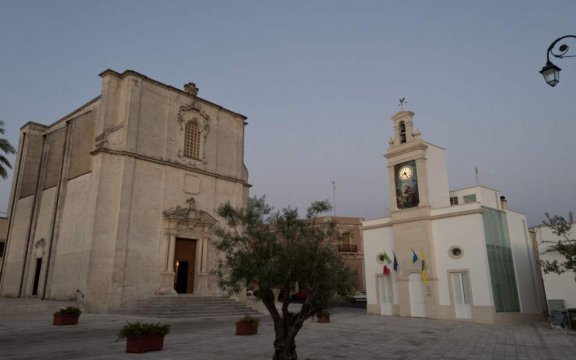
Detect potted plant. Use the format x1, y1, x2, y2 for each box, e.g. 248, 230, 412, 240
118, 322, 171, 353
53, 306, 81, 326
317, 309, 330, 323
235, 314, 260, 335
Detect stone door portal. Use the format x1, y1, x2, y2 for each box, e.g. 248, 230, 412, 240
174, 238, 197, 294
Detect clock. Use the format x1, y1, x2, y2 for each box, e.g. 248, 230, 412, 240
398, 165, 413, 181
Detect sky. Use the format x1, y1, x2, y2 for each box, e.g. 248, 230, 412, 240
1, 0, 575, 226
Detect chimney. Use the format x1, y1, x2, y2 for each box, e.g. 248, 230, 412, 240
500, 196, 508, 210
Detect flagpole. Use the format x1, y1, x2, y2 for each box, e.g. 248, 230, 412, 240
332, 180, 336, 216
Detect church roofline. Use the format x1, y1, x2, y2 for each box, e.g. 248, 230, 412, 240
20, 96, 101, 131
424, 141, 445, 151
99, 69, 248, 121
449, 184, 500, 193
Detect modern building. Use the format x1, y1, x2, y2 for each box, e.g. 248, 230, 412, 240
0, 70, 250, 313
531, 224, 576, 311
362, 110, 546, 324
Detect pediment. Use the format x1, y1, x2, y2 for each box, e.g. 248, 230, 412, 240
163, 198, 217, 227
163, 207, 217, 225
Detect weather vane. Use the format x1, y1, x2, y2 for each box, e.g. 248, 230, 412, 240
399, 97, 407, 110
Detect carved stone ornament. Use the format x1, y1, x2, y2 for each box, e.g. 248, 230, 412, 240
163, 197, 217, 231
33, 238, 46, 257
176, 104, 210, 165
184, 82, 199, 96
177, 104, 210, 132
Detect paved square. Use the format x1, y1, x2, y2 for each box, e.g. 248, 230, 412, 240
0, 299, 575, 359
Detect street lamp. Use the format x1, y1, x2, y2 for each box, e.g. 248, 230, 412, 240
540, 35, 576, 87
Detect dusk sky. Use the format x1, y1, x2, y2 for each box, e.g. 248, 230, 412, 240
1, 0, 575, 226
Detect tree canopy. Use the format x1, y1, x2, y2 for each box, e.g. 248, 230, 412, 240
540, 212, 575, 280
0, 120, 16, 179
213, 196, 355, 360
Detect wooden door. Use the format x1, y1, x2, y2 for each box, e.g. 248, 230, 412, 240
174, 238, 197, 294
409, 273, 426, 317
451, 271, 472, 319
378, 275, 394, 315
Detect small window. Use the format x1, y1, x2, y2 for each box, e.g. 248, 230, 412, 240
450, 196, 459, 205
449, 246, 463, 259
399, 121, 407, 143
183, 121, 201, 159
463, 194, 477, 204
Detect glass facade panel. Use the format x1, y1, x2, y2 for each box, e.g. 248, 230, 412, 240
483, 207, 520, 312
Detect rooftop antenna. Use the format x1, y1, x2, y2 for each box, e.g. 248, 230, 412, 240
332, 180, 336, 216
399, 97, 407, 110
475, 167, 479, 185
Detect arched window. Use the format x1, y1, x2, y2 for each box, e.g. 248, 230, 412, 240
184, 120, 201, 159
399, 121, 406, 143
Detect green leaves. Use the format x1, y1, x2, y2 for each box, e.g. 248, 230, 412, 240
541, 212, 576, 279
117, 322, 170, 339
0, 120, 15, 179
213, 195, 355, 309
53, 306, 81, 316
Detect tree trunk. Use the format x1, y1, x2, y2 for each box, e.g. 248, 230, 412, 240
272, 333, 298, 360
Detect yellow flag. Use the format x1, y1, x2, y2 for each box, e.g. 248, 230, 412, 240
421, 250, 428, 285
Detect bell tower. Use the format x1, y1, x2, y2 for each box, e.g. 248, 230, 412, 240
384, 110, 442, 318
385, 111, 432, 215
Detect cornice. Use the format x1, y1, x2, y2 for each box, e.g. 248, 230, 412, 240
91, 147, 251, 187
384, 141, 428, 159
99, 69, 247, 122
362, 208, 484, 230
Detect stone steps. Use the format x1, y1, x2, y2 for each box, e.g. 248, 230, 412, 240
122, 295, 260, 318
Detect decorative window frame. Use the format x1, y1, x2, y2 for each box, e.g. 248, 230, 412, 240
177, 104, 210, 167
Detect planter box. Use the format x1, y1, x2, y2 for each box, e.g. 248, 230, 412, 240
317, 314, 330, 323
126, 335, 165, 353
235, 322, 258, 336
53, 314, 79, 326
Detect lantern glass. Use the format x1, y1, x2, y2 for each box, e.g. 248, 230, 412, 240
540, 62, 561, 87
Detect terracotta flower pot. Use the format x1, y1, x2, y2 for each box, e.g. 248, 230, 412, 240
53, 314, 79, 326
235, 322, 258, 335
126, 335, 165, 353
317, 313, 330, 323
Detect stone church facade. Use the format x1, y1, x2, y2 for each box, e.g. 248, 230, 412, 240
0, 69, 249, 312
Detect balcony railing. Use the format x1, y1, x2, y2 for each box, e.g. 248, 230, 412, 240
338, 244, 358, 253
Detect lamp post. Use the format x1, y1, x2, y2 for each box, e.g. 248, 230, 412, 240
540, 35, 576, 87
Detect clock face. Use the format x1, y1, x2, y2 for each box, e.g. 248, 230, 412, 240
394, 160, 419, 209
398, 165, 413, 181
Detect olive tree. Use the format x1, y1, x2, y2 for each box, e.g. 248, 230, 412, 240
213, 196, 355, 360
540, 212, 576, 279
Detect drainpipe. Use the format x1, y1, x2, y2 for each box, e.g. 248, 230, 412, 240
42, 122, 70, 300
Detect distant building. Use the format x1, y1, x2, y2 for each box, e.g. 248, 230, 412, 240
319, 216, 365, 291
362, 110, 546, 324
0, 70, 249, 312
531, 224, 576, 311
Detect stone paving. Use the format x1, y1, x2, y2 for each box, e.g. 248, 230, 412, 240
0, 298, 575, 359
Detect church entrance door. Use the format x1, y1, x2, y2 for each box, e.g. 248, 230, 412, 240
378, 275, 394, 315
451, 271, 472, 319
408, 273, 426, 317
174, 238, 197, 294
